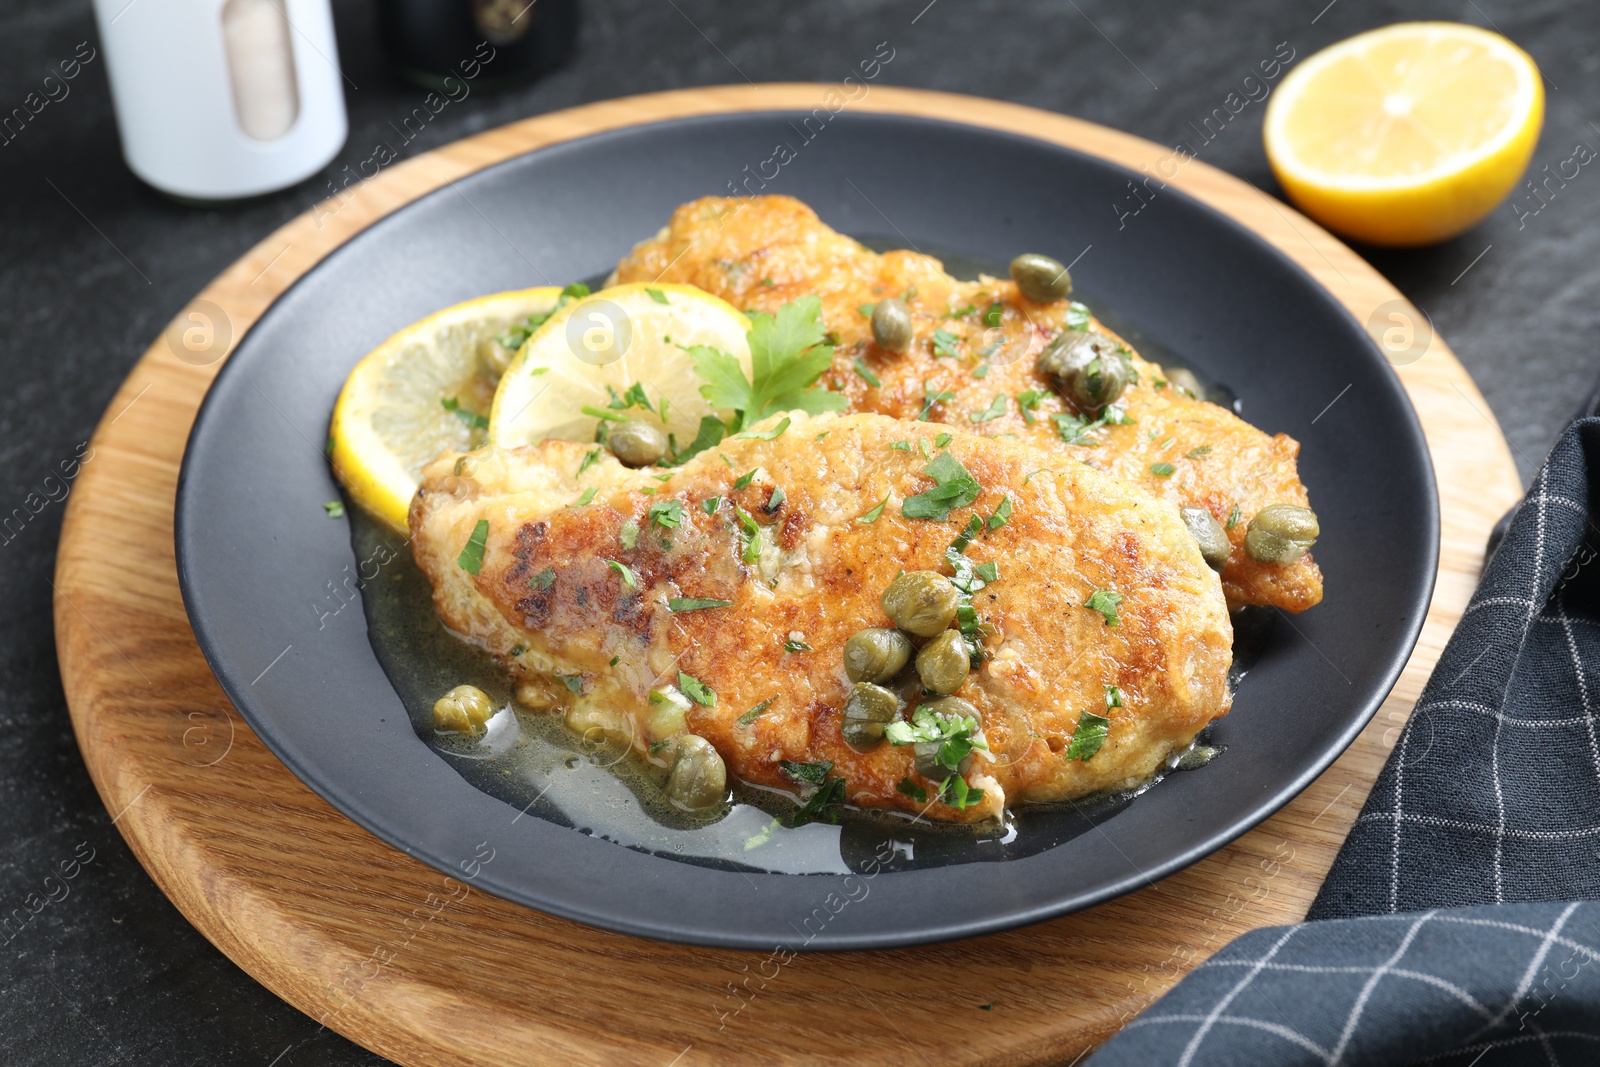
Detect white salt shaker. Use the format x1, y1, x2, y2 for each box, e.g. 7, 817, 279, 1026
92, 0, 347, 201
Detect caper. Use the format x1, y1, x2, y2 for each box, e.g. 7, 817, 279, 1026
666, 734, 727, 810
843, 628, 913, 684
871, 297, 914, 352
1180, 505, 1231, 572
915, 629, 971, 695
1037, 330, 1130, 411
842, 682, 901, 751
607, 420, 667, 467
1244, 504, 1320, 564
432, 684, 495, 733
921, 695, 981, 725
1010, 253, 1073, 303
1166, 367, 1205, 401
880, 570, 960, 637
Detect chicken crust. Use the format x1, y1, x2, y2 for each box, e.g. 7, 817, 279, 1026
612, 195, 1322, 612
410, 412, 1232, 823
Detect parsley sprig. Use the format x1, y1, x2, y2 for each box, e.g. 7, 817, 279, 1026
903, 451, 981, 521
689, 296, 846, 430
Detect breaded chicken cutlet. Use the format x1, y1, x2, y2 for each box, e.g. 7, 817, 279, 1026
411, 411, 1232, 823
612, 195, 1322, 612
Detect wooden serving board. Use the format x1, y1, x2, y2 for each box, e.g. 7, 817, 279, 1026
55, 86, 1522, 1065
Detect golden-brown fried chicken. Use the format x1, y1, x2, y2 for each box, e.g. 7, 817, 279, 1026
613, 195, 1321, 612
410, 411, 1233, 823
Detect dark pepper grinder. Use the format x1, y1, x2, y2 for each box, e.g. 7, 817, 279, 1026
376, 0, 578, 90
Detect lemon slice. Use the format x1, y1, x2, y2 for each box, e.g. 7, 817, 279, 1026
1264, 22, 1543, 246
490, 282, 752, 452
330, 287, 563, 531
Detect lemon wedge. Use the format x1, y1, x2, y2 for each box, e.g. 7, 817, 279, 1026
329, 287, 563, 532
490, 282, 752, 453
1264, 22, 1543, 246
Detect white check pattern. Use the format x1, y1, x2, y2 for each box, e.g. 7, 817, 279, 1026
1088, 422, 1600, 1065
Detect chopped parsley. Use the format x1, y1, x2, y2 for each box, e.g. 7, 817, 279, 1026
930, 328, 962, 359
645, 287, 669, 305
668, 597, 733, 612
1054, 404, 1133, 446
734, 416, 791, 441
853, 358, 881, 388
528, 566, 556, 590
581, 404, 628, 422
667, 416, 726, 466
970, 395, 1007, 423
783, 638, 812, 653
604, 559, 638, 591
983, 302, 1004, 327
1226, 504, 1242, 530
1085, 589, 1124, 626
1186, 444, 1212, 458
677, 671, 716, 707
495, 281, 588, 349
890, 441, 911, 452
935, 432, 953, 448
557, 673, 585, 695
973, 364, 990, 379
440, 396, 488, 431
791, 776, 847, 824
1105, 684, 1124, 708
1016, 389, 1047, 425
1150, 462, 1177, 477
1066, 710, 1110, 761
577, 448, 602, 475
688, 296, 845, 429
732, 503, 762, 564
766, 485, 786, 510
649, 739, 671, 755
946, 515, 998, 665
569, 487, 597, 507
701, 496, 721, 515
987, 496, 1013, 531
779, 759, 832, 786
456, 519, 489, 574
939, 774, 984, 811
733, 467, 761, 490
896, 777, 928, 803
918, 382, 955, 420
857, 495, 890, 524
648, 499, 684, 529
619, 519, 639, 550
737, 699, 772, 726
1065, 301, 1092, 330
858, 303, 876, 318
510, 644, 525, 657
323, 500, 345, 519
902, 451, 982, 521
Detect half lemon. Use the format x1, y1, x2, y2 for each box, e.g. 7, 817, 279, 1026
1264, 22, 1543, 246
490, 282, 753, 453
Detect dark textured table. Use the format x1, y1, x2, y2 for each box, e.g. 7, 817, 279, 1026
3, 1, 1594, 1063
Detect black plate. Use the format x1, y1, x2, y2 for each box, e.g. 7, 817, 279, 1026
175, 112, 1437, 950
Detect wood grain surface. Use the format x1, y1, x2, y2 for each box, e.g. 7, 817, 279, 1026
53, 85, 1523, 1066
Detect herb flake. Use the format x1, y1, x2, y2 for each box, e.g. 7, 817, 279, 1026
456, 519, 489, 574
